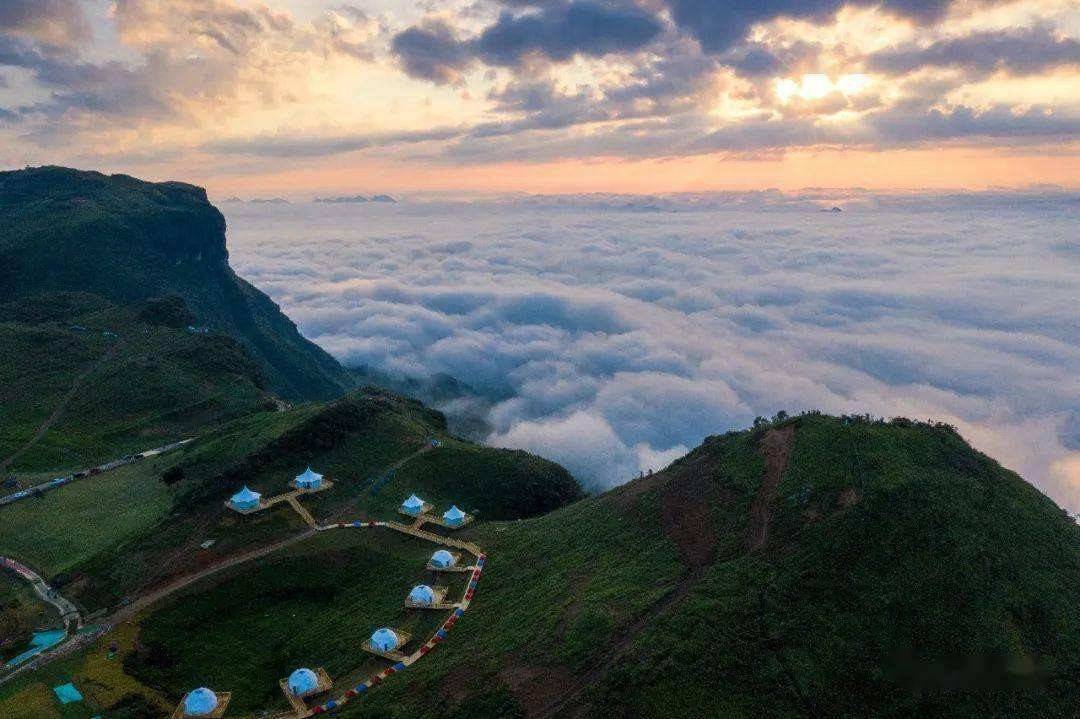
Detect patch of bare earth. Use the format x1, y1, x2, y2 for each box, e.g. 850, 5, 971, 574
746, 426, 795, 553
499, 663, 577, 716
532, 449, 728, 718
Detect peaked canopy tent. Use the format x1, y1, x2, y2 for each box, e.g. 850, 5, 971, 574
229, 486, 261, 511
294, 467, 323, 490
443, 505, 467, 527
400, 494, 427, 516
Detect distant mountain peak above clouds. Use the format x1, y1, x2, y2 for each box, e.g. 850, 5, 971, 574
314, 194, 397, 204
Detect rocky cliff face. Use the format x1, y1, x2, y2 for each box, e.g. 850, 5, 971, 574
0, 166, 354, 400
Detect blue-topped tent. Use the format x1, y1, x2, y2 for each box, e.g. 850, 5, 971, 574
430, 549, 456, 568
184, 688, 218, 716
408, 585, 435, 605
230, 486, 261, 510
294, 467, 323, 490
443, 505, 466, 527
400, 494, 425, 516
370, 627, 399, 652
287, 668, 319, 696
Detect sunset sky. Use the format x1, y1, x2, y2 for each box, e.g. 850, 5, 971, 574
1, 0, 1078, 194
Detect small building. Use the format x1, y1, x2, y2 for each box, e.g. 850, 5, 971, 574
292, 467, 323, 491
429, 549, 457, 569
442, 505, 467, 527
172, 687, 231, 718
399, 494, 430, 517
227, 486, 261, 512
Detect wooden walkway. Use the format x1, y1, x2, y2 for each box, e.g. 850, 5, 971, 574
5, 440, 490, 718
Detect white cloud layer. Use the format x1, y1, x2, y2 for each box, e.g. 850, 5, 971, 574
223, 192, 1080, 510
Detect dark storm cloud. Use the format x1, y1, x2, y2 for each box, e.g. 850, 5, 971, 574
664, 0, 955, 54
0, 0, 87, 46
474, 1, 662, 65
391, 20, 473, 84
868, 27, 1080, 76
392, 1, 662, 81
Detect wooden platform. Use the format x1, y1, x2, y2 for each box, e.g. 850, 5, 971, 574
425, 552, 467, 572
279, 667, 332, 715
398, 502, 433, 519
425, 512, 474, 530
170, 691, 231, 718
225, 498, 270, 515
361, 629, 412, 662
404, 585, 454, 609
288, 479, 334, 494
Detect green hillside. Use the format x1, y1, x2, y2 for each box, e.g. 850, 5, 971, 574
333, 413, 1079, 719
0, 167, 353, 401
2, 389, 581, 614
0, 292, 271, 473
4, 413, 1075, 719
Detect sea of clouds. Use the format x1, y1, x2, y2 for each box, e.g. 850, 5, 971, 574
222, 191, 1079, 513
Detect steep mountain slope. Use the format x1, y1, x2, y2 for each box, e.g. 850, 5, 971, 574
338, 414, 1079, 719
0, 292, 270, 472
8, 390, 581, 614
0, 166, 353, 400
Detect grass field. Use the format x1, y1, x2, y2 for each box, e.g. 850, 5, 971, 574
125, 528, 463, 715
0, 458, 176, 576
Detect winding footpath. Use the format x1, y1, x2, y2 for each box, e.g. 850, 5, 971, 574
0, 438, 193, 508
1, 443, 487, 719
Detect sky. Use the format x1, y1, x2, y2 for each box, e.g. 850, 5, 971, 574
0, 0, 1078, 193
222, 193, 1080, 513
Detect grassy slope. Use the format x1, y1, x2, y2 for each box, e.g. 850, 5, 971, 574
0, 166, 354, 401
2, 390, 580, 616
336, 414, 1080, 719
0, 293, 269, 473
1, 414, 1076, 718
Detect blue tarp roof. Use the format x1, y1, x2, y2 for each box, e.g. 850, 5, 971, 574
231, 485, 260, 503
295, 467, 322, 484
53, 683, 83, 704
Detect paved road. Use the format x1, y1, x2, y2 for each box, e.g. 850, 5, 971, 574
0, 438, 193, 508
0, 556, 81, 630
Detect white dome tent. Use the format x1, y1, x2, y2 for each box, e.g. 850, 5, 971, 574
370, 627, 399, 652
430, 549, 456, 569
181, 686, 225, 712
408, 584, 435, 605
287, 668, 319, 696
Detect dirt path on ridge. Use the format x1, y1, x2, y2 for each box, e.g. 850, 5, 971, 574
1, 339, 125, 473
746, 425, 795, 553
